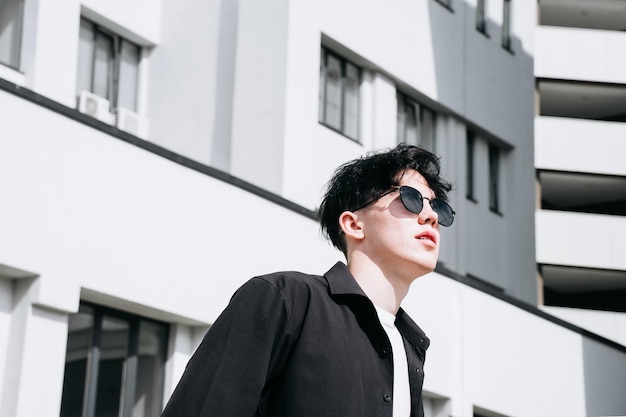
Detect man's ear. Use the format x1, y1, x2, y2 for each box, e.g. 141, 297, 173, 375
338, 211, 365, 241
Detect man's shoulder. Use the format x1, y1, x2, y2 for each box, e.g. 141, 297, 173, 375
251, 269, 326, 293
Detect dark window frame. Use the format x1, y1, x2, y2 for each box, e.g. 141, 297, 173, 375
319, 46, 361, 142
60, 302, 169, 417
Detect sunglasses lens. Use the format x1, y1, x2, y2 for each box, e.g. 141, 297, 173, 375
430, 199, 455, 227
399, 187, 424, 214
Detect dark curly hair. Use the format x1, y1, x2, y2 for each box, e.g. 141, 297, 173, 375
318, 143, 452, 256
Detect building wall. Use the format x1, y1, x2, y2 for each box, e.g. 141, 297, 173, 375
2, 1, 625, 417
534, 0, 626, 321
24, 0, 537, 303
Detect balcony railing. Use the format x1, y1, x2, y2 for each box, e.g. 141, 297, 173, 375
536, 26, 626, 84
535, 116, 626, 177
536, 209, 626, 271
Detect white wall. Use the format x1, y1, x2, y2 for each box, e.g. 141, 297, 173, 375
0, 90, 341, 320
147, 0, 225, 168
0, 278, 12, 413
2, 83, 625, 417
276, 0, 538, 302
4, 1, 611, 416
230, 0, 290, 195
0, 87, 338, 417
542, 306, 626, 347
81, 0, 163, 45
147, 0, 536, 209
402, 270, 626, 417
22, 0, 81, 106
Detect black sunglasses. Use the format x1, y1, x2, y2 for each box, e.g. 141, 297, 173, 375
352, 186, 455, 227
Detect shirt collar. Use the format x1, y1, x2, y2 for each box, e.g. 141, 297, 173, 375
324, 262, 430, 351
324, 261, 368, 297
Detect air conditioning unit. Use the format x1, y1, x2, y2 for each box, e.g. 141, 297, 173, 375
77, 90, 115, 125
115, 107, 150, 140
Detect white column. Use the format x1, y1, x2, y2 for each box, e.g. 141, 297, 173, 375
369, 72, 397, 150
162, 323, 209, 403
1, 278, 72, 417
23, 0, 82, 106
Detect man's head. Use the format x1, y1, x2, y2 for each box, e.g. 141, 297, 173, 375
318, 143, 453, 257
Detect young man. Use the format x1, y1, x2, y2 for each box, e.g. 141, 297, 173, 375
161, 143, 454, 417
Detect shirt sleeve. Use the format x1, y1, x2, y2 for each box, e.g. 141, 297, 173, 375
161, 277, 294, 417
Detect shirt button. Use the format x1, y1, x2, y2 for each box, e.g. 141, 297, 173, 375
382, 347, 390, 356
383, 394, 391, 402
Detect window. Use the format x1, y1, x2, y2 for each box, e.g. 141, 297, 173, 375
476, 0, 487, 34
397, 92, 436, 153
488, 143, 500, 212
319, 47, 360, 140
0, 0, 24, 69
502, 0, 512, 51
466, 131, 475, 200
77, 18, 141, 111
60, 303, 168, 417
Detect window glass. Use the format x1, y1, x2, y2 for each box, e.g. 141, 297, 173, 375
77, 20, 95, 93
118, 40, 140, 110
60, 305, 94, 417
60, 303, 168, 417
92, 30, 114, 101
0, 0, 24, 68
319, 47, 361, 140
397, 93, 435, 151
396, 96, 406, 143
404, 101, 419, 146
95, 316, 130, 416
421, 107, 436, 152
324, 54, 342, 130
76, 18, 142, 112
318, 49, 325, 124
133, 320, 167, 417
343, 62, 359, 139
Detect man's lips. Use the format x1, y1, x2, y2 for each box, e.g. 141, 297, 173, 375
415, 231, 437, 245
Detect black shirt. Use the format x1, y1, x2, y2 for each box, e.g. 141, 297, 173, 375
161, 262, 430, 417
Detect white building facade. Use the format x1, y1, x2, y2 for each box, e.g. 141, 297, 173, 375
0, 1, 624, 417
535, 0, 626, 353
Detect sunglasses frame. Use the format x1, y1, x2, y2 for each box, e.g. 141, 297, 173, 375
352, 185, 455, 227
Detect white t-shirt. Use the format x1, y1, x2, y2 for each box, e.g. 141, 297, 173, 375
375, 306, 411, 417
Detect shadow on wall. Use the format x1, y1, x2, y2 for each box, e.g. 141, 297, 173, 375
583, 337, 626, 416
426, 0, 534, 141
210, 0, 238, 171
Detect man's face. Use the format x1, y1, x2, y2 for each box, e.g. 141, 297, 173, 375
356, 169, 441, 281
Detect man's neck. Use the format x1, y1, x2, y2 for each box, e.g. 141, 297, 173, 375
347, 253, 411, 315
